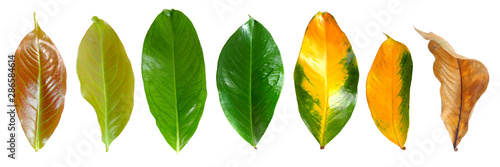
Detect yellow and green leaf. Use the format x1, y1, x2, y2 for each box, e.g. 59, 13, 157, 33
366, 35, 412, 150
294, 12, 359, 149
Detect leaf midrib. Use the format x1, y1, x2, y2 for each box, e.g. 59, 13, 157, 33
35, 18, 42, 152
321, 14, 328, 147
94, 19, 110, 151
248, 19, 256, 147
389, 44, 402, 148
454, 59, 463, 150
164, 10, 181, 152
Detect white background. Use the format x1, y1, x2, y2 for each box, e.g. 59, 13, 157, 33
1, 0, 499, 166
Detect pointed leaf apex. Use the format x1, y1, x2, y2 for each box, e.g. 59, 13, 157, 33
383, 33, 391, 39
91, 16, 100, 23
248, 15, 255, 23
320, 146, 325, 150
401, 146, 406, 150
33, 12, 40, 32
414, 27, 432, 40
33, 12, 37, 24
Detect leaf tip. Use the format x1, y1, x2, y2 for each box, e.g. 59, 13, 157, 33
33, 12, 40, 31
248, 15, 256, 24
414, 27, 431, 40
91, 16, 100, 23
317, 11, 328, 16
401, 146, 406, 150
162, 9, 173, 16
105, 144, 109, 152
454, 147, 458, 152
320, 146, 325, 150
383, 33, 391, 39
254, 146, 258, 150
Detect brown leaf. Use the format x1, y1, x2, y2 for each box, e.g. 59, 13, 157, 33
416, 28, 489, 151
14, 13, 67, 151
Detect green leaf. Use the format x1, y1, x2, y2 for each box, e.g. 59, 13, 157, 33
77, 16, 135, 152
142, 9, 207, 153
216, 17, 284, 148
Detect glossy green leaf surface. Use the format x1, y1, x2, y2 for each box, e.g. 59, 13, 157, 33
216, 17, 284, 148
77, 16, 135, 151
142, 9, 207, 153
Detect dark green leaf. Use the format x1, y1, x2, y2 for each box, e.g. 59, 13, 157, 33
216, 17, 284, 148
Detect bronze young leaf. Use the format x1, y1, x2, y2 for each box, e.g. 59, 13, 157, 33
14, 13, 67, 152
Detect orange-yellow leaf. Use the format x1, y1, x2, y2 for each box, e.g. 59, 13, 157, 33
366, 34, 412, 150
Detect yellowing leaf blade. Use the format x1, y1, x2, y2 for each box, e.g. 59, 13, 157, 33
294, 12, 359, 149
366, 35, 412, 150
77, 16, 135, 151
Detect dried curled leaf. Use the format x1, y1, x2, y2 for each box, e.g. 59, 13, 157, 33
366, 34, 412, 150
416, 28, 489, 151
14, 13, 67, 151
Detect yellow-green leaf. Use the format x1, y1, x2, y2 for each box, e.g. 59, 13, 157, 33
77, 16, 135, 151
366, 34, 412, 150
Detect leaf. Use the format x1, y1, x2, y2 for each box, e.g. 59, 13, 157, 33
77, 16, 135, 152
14, 13, 67, 152
294, 12, 359, 149
366, 34, 412, 150
416, 28, 489, 151
142, 9, 207, 153
216, 17, 284, 148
